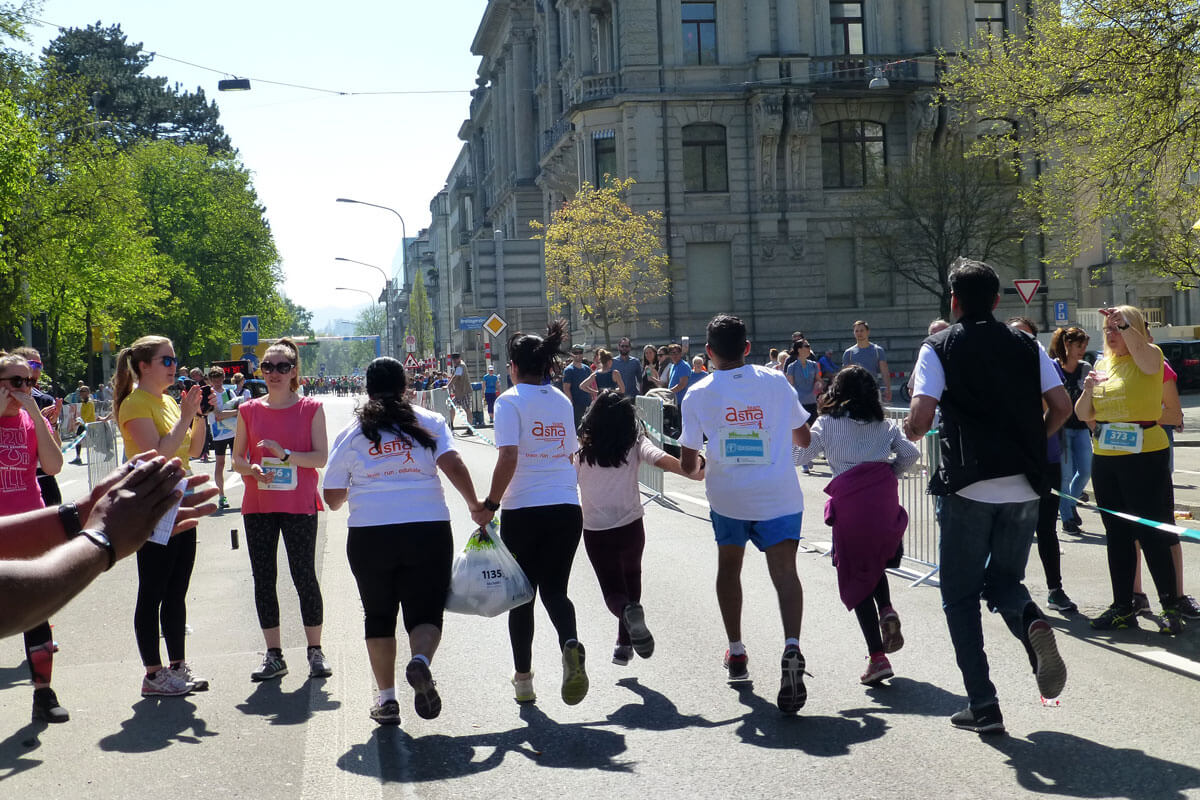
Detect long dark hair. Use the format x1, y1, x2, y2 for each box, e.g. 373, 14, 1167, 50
508, 319, 567, 382
356, 357, 438, 450
578, 390, 638, 468
818, 364, 883, 422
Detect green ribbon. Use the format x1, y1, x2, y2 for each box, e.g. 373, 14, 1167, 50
1053, 489, 1198, 542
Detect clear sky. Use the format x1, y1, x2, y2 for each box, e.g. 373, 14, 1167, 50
22, 1, 486, 328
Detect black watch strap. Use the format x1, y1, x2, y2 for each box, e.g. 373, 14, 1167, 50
483, 497, 501, 512
75, 528, 117, 571
57, 502, 82, 537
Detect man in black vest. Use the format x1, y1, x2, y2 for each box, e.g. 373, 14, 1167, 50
903, 258, 1072, 735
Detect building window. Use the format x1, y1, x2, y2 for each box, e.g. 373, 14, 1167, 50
975, 2, 1006, 39
594, 134, 617, 185
682, 123, 728, 193
821, 121, 886, 188
685, 242, 733, 313
825, 238, 857, 306
682, 2, 718, 65
830, 2, 864, 55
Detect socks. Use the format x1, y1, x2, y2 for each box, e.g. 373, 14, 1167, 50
268, 647, 283, 658
378, 687, 397, 703
728, 641, 746, 657
785, 637, 799, 650
412, 654, 430, 667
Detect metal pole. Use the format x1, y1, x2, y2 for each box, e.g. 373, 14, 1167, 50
494, 229, 507, 368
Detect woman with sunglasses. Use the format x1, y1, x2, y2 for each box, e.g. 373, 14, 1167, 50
114, 335, 208, 697
233, 338, 331, 682
0, 352, 68, 721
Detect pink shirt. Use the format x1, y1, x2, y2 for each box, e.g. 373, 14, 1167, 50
575, 436, 666, 531
0, 410, 44, 514
239, 397, 324, 515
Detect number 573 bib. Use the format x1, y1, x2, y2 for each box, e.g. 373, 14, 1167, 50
1098, 422, 1143, 454
718, 427, 771, 464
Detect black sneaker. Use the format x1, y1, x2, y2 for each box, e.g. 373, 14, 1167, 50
1027, 620, 1067, 699
1061, 519, 1082, 535
1047, 588, 1078, 613
777, 647, 807, 714
251, 651, 288, 682
405, 658, 442, 720
621, 603, 655, 659
723, 649, 750, 682
1091, 604, 1136, 630
1159, 606, 1184, 636
950, 703, 1005, 734
1132, 593, 1151, 613
1178, 595, 1200, 620
32, 687, 69, 723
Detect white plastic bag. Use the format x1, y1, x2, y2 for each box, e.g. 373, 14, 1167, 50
444, 521, 534, 617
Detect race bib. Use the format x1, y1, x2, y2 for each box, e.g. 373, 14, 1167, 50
1098, 422, 1143, 454
718, 427, 771, 464
260, 456, 299, 491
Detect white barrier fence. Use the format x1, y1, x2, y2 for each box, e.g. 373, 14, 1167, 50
884, 407, 941, 586
84, 420, 120, 490
634, 395, 667, 502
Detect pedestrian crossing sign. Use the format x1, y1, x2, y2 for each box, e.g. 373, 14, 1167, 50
240, 315, 259, 346
242, 319, 257, 333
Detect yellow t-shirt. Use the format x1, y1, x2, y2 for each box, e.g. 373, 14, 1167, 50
79, 400, 96, 424
118, 387, 192, 465
1091, 345, 1167, 456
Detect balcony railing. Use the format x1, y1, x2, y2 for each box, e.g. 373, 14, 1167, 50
809, 55, 922, 84
571, 72, 620, 105
541, 118, 574, 159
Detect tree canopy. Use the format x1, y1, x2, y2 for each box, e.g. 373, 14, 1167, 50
531, 177, 669, 349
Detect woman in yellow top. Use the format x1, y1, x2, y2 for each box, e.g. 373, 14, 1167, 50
115, 335, 209, 696
1075, 307, 1182, 634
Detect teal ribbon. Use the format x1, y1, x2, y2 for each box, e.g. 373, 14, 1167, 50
639, 419, 680, 447
446, 399, 498, 448
1052, 489, 1198, 542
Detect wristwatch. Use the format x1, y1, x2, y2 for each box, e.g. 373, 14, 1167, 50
281, 449, 291, 462
483, 497, 501, 512
73, 527, 116, 571
57, 502, 83, 537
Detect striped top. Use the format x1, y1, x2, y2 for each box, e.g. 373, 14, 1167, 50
795, 415, 920, 477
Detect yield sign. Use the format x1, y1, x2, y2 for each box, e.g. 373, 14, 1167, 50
1013, 279, 1041, 305
403, 354, 418, 369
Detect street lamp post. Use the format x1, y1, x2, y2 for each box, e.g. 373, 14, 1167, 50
335, 257, 393, 359
336, 287, 385, 358
335, 198, 408, 359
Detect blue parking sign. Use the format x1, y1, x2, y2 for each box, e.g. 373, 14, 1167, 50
1054, 301, 1068, 325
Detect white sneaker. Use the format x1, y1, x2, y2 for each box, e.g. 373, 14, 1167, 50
142, 669, 193, 697
170, 662, 209, 691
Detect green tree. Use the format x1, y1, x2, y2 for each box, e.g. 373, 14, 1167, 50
405, 268, 435, 357
531, 177, 668, 349
861, 144, 1028, 320
946, 0, 1200, 282
276, 295, 315, 338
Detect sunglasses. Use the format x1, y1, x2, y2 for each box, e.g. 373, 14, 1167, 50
1, 376, 36, 389
155, 355, 178, 368
261, 361, 295, 374
26, 360, 42, 371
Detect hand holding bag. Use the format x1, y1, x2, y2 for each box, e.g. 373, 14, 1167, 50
445, 521, 534, 617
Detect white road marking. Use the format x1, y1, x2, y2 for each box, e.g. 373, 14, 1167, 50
665, 491, 710, 510
1138, 649, 1200, 679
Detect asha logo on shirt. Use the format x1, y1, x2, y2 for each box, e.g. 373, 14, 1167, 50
724, 406, 765, 427
531, 420, 567, 449
368, 439, 416, 464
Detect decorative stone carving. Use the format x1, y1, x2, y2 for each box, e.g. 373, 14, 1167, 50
789, 237, 805, 260
785, 91, 813, 194
752, 93, 785, 194
909, 90, 939, 156
761, 236, 779, 260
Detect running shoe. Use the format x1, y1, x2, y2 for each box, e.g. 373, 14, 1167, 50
622, 603, 655, 659
1091, 604, 1137, 630
612, 645, 633, 666
405, 658, 441, 720
1132, 593, 1151, 613
1027, 619, 1067, 699
1046, 588, 1078, 613
777, 647, 807, 713
307, 647, 333, 678
860, 654, 893, 685
512, 673, 536, 704
251, 652, 288, 682
723, 650, 750, 682
369, 699, 401, 725
879, 607, 904, 654
1061, 519, 1082, 535
561, 641, 589, 705
1159, 606, 1184, 636
1070, 509, 1083, 526
950, 703, 1005, 734
1178, 595, 1200, 620
801, 465, 812, 475
31, 688, 69, 723
218, 496, 229, 510
171, 661, 209, 691
142, 669, 193, 697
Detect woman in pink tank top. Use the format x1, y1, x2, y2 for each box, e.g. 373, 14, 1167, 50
233, 338, 331, 682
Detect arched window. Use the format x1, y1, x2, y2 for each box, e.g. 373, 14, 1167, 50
682, 123, 728, 193
821, 121, 885, 188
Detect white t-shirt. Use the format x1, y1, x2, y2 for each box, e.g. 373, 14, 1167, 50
911, 339, 1062, 503
324, 406, 455, 526
576, 435, 666, 531
207, 387, 242, 441
493, 383, 580, 509
679, 364, 808, 520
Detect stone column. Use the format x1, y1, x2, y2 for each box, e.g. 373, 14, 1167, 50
514, 31, 535, 178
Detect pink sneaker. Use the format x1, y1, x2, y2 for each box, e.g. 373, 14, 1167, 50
860, 654, 893, 685
879, 607, 904, 654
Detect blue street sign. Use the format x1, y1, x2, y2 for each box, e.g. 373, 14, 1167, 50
241, 315, 259, 347
1054, 301, 1069, 326
241, 349, 259, 372
459, 316, 487, 330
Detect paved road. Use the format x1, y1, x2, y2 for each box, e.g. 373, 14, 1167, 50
1, 395, 1197, 799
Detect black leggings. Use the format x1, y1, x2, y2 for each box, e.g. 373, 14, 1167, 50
1092, 450, 1178, 606
346, 521, 453, 637
500, 504, 583, 673
23, 621, 53, 685
135, 531, 196, 667
853, 575, 894, 654
583, 519, 645, 646
244, 513, 324, 630
1035, 461, 1064, 591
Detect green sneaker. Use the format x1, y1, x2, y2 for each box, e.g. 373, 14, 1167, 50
1091, 604, 1136, 630
561, 641, 589, 705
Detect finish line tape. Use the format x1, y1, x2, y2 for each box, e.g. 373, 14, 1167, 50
1052, 489, 1198, 542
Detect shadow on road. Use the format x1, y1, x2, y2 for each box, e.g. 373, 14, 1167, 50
602, 677, 736, 731
0, 664, 27, 692
1044, 615, 1200, 678
730, 684, 887, 755
336, 702, 632, 782
97, 698, 216, 752
841, 676, 964, 719
235, 677, 341, 725
986, 731, 1200, 799
0, 721, 47, 782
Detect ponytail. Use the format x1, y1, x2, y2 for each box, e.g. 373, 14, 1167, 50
113, 335, 169, 418
357, 357, 438, 450
509, 318, 567, 381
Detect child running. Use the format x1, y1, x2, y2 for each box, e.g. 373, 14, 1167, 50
575, 390, 703, 666
794, 365, 919, 685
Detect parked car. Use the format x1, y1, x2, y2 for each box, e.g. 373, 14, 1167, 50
243, 379, 269, 398
1154, 340, 1200, 393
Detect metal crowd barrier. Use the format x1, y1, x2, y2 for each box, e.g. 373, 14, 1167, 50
413, 388, 451, 418
884, 407, 941, 587
634, 395, 666, 503
85, 420, 119, 490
